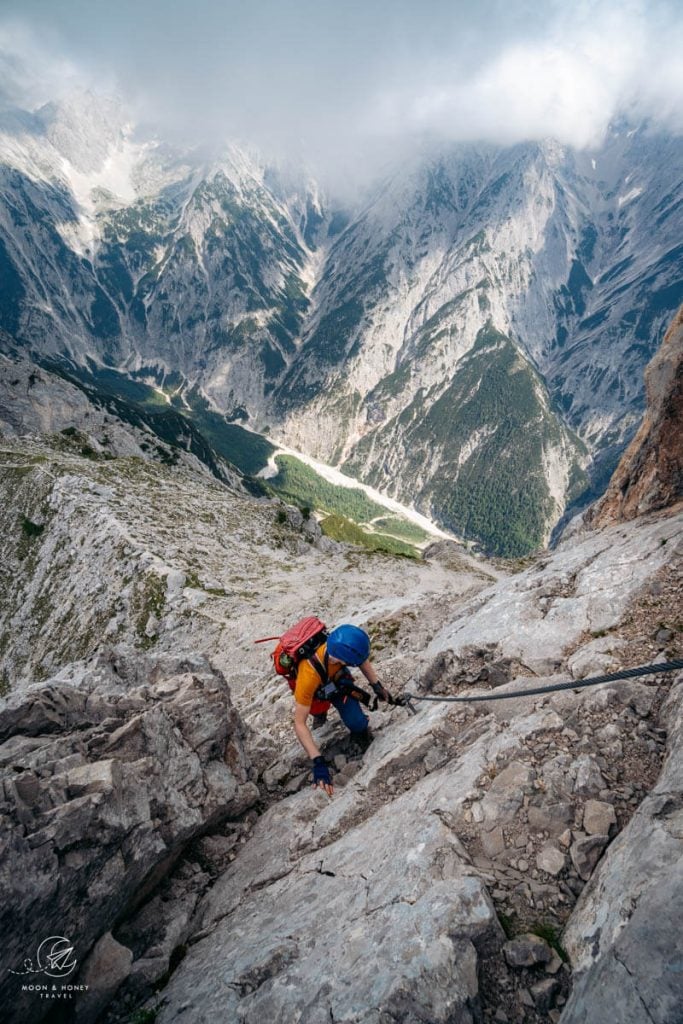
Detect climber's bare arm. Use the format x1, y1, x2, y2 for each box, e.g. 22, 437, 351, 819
293, 702, 320, 759
359, 659, 379, 685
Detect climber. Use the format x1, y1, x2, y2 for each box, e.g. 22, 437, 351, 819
292, 624, 399, 796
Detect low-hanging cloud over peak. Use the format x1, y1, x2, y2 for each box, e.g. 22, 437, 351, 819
1, 0, 682, 188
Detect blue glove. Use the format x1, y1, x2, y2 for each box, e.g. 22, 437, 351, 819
312, 756, 332, 787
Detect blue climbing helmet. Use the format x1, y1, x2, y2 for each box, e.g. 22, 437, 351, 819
327, 624, 371, 665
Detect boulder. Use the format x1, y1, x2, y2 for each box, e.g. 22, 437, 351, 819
481, 826, 506, 858
582, 800, 617, 836
503, 934, 553, 968
527, 800, 573, 835
536, 844, 566, 876
74, 932, 133, 1024
622, 681, 658, 718
0, 648, 255, 1024
573, 755, 606, 797
567, 637, 627, 680
481, 761, 536, 825
570, 835, 609, 881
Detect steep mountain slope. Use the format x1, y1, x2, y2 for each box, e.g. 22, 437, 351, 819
273, 130, 682, 549
0, 353, 248, 486
275, 128, 683, 454
342, 323, 586, 556
0, 422, 481, 691
1, 91, 681, 554
1, 418, 681, 1024
1, 310, 682, 1024
588, 303, 683, 524
0, 92, 321, 409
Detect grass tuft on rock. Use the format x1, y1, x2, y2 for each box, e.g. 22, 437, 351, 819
530, 921, 568, 962
20, 515, 45, 539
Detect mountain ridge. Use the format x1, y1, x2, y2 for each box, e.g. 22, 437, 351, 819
1, 90, 681, 553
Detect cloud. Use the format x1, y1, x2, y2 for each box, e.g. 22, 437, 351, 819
0, 0, 681, 187
369, 1, 683, 149
0, 21, 85, 110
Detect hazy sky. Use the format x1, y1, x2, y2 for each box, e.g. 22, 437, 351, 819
1, 0, 682, 182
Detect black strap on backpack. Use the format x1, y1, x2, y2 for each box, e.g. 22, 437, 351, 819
310, 651, 335, 701
309, 651, 329, 684
297, 629, 328, 661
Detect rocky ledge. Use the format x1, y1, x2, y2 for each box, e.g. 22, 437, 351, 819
0, 649, 257, 1024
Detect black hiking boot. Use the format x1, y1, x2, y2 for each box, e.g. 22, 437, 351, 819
350, 727, 374, 754
312, 712, 328, 730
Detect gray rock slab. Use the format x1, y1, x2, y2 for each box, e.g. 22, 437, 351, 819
157, 801, 501, 1024
561, 881, 683, 1024
427, 516, 679, 671
561, 678, 683, 1023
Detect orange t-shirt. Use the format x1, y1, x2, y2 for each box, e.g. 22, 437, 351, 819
293, 643, 344, 707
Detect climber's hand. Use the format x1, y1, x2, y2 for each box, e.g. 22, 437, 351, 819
311, 756, 333, 796
371, 681, 393, 703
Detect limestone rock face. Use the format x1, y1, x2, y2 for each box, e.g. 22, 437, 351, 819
561, 675, 683, 1023
74, 932, 134, 1024
427, 511, 679, 674
0, 648, 256, 1024
589, 304, 683, 526
1, 357, 683, 1024
155, 792, 501, 1024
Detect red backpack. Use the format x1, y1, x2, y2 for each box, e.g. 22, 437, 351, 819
255, 617, 331, 713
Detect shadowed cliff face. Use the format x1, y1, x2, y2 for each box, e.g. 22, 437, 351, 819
589, 304, 683, 526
